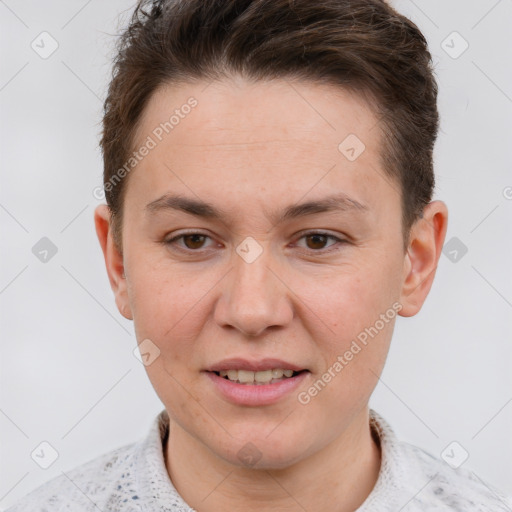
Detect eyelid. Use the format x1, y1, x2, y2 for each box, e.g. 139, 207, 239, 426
293, 229, 342, 239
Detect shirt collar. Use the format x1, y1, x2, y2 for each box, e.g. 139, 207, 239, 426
134, 408, 403, 511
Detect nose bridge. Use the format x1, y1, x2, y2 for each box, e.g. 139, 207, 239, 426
215, 239, 292, 337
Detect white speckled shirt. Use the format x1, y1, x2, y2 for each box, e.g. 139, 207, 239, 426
6, 409, 512, 511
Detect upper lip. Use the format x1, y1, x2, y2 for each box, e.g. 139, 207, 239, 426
206, 358, 307, 373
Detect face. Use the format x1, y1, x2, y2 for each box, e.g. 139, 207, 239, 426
95, 77, 447, 470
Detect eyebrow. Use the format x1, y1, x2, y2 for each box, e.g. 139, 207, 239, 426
145, 192, 369, 224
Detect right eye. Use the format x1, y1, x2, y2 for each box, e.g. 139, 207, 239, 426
164, 232, 217, 252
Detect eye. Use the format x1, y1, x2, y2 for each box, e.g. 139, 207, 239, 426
165, 232, 216, 251
294, 231, 346, 252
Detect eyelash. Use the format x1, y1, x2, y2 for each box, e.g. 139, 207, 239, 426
164, 230, 347, 254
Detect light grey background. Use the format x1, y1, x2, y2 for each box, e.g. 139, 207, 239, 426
1, 0, 511, 508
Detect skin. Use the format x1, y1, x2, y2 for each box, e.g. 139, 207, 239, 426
95, 77, 448, 511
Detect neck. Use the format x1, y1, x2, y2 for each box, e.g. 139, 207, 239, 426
165, 408, 381, 512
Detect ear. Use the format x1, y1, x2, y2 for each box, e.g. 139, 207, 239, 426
398, 200, 448, 317
94, 204, 133, 320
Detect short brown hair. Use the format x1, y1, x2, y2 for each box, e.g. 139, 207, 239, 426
100, 0, 439, 252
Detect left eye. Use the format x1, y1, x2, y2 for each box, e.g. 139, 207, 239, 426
294, 232, 344, 251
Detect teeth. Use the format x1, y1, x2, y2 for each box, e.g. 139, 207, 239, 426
216, 368, 299, 384
238, 370, 254, 384
254, 369, 272, 383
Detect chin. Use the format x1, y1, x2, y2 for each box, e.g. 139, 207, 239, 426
210, 429, 313, 471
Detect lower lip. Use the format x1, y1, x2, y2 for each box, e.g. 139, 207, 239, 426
205, 371, 309, 406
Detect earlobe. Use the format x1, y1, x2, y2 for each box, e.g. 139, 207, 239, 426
94, 205, 133, 320
398, 201, 448, 317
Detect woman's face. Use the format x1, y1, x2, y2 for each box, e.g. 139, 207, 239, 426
103, 77, 414, 468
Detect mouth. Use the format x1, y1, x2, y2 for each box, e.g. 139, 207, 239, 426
211, 368, 308, 385
204, 359, 311, 406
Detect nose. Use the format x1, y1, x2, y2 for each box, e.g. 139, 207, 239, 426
214, 245, 294, 338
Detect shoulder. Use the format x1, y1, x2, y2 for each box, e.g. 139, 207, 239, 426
4, 441, 141, 512
365, 410, 512, 511
397, 440, 512, 511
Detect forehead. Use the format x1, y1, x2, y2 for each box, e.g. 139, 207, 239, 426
127, 77, 399, 223
135, 77, 379, 154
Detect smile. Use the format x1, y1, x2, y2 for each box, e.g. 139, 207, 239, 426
214, 368, 303, 385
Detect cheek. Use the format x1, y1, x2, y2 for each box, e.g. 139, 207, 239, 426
126, 273, 207, 396
127, 252, 208, 331
299, 253, 401, 398
305, 257, 402, 335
